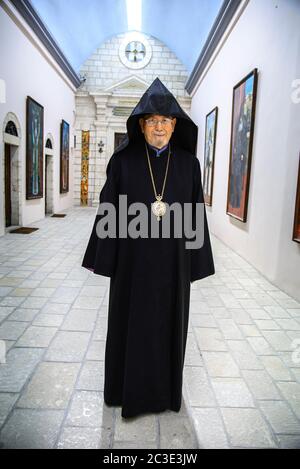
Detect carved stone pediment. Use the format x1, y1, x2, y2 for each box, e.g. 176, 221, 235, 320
104, 75, 149, 96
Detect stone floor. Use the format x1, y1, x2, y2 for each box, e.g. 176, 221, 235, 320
0, 207, 299, 449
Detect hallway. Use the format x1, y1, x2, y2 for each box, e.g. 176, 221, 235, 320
0, 207, 299, 448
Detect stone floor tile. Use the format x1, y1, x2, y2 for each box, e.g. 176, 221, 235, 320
32, 314, 64, 327
20, 297, 48, 309
254, 320, 281, 330
194, 327, 227, 352
259, 356, 293, 381
216, 319, 243, 339
29, 287, 56, 298
72, 296, 103, 310
221, 408, 277, 448
191, 314, 217, 328
192, 408, 229, 449
211, 377, 255, 407
242, 370, 281, 399
0, 409, 64, 448
76, 361, 104, 391
261, 330, 293, 352
50, 287, 79, 304
61, 308, 97, 332
17, 362, 80, 409
259, 400, 300, 434
0, 297, 26, 307
80, 285, 107, 297
202, 351, 240, 377
42, 303, 71, 315
276, 319, 300, 331
0, 393, 19, 426
0, 306, 15, 322
45, 331, 90, 362
112, 440, 158, 449
276, 382, 300, 419
9, 288, 33, 297
228, 308, 253, 325
7, 308, 39, 322
183, 366, 216, 406
16, 326, 57, 348
159, 416, 198, 449
264, 306, 291, 319
227, 340, 264, 370
0, 321, 28, 340
184, 333, 204, 366
92, 317, 108, 341
247, 336, 275, 355
114, 408, 157, 442
277, 435, 300, 449
56, 426, 103, 449
86, 340, 106, 361
65, 391, 104, 427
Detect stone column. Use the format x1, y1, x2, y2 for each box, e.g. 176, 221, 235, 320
91, 92, 110, 207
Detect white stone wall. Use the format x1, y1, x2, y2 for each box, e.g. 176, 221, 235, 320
75, 32, 192, 207
190, 0, 300, 301
79, 32, 189, 98
0, 2, 76, 236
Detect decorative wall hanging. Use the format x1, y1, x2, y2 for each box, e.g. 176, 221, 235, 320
60, 119, 69, 193
293, 153, 300, 243
226, 68, 258, 222
81, 130, 90, 206
26, 96, 44, 199
203, 106, 218, 206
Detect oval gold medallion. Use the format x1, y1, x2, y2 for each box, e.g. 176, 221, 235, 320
152, 200, 166, 220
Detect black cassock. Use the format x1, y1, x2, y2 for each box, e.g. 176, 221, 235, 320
82, 78, 215, 418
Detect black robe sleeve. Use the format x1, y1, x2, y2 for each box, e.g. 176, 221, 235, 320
81, 153, 120, 277
190, 156, 215, 283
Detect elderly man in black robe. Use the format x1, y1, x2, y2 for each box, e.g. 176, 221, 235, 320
82, 77, 215, 419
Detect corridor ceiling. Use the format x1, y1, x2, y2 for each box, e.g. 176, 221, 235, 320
30, 0, 223, 74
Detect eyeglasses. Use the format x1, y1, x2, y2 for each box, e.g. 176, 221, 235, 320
144, 117, 173, 127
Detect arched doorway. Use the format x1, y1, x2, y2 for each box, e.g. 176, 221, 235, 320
3, 113, 21, 228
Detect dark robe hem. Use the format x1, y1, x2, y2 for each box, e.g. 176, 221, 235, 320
191, 265, 215, 283
81, 259, 114, 278
104, 398, 181, 419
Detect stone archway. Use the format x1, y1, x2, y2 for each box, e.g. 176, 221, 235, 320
2, 112, 22, 228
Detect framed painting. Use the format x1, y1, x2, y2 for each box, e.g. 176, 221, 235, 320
26, 96, 44, 199
203, 106, 218, 206
81, 130, 90, 206
293, 154, 300, 243
60, 119, 69, 193
226, 68, 258, 222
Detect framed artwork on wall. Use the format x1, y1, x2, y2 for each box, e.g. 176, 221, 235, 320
60, 119, 69, 193
226, 68, 258, 222
81, 130, 89, 206
203, 106, 218, 206
26, 96, 44, 199
293, 154, 300, 243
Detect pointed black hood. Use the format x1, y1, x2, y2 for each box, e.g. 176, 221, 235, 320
114, 77, 198, 155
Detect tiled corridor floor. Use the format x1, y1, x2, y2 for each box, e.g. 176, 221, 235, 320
0, 207, 299, 449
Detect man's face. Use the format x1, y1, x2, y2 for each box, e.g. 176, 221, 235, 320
139, 114, 176, 149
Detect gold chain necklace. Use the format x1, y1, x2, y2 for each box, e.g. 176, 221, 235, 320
145, 142, 171, 221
